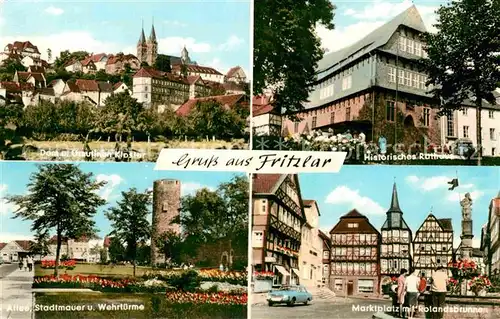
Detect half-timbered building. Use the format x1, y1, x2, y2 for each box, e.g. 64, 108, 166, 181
482, 192, 500, 276
413, 214, 453, 278
319, 230, 331, 287
380, 183, 412, 278
329, 209, 381, 297
252, 174, 306, 286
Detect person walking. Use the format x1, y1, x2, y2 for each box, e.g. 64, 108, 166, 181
28, 255, 34, 272
416, 272, 427, 316
22, 257, 28, 271
405, 269, 420, 318
430, 266, 448, 319
397, 269, 408, 318
18, 258, 23, 270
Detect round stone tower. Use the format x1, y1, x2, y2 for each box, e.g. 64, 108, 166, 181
151, 179, 181, 266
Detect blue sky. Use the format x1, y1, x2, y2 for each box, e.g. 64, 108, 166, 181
317, 0, 447, 53
299, 166, 500, 248
0, 161, 244, 243
0, 0, 250, 76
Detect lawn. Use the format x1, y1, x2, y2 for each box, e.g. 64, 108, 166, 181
35, 264, 154, 278
34, 292, 247, 319
24, 139, 248, 161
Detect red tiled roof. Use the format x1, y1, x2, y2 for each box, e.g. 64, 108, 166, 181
252, 103, 274, 117
226, 66, 241, 78
65, 81, 80, 93
0, 81, 34, 92
64, 59, 80, 67
186, 75, 202, 85
113, 82, 123, 90
133, 67, 165, 79
6, 41, 40, 54
0, 243, 7, 250
90, 53, 107, 62
80, 57, 95, 67
330, 209, 380, 234
172, 63, 222, 75
106, 54, 138, 65
252, 174, 282, 194
176, 93, 245, 116
75, 79, 99, 91
28, 72, 45, 82
303, 200, 316, 206
36, 88, 55, 96
16, 71, 30, 81
15, 240, 33, 251
28, 65, 45, 73
103, 236, 112, 248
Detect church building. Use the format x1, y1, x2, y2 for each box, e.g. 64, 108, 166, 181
137, 23, 158, 67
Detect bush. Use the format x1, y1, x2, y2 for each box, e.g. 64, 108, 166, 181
167, 270, 201, 292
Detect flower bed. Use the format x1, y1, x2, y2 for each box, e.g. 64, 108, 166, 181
253, 271, 274, 280
143, 269, 247, 286
165, 291, 247, 305
33, 274, 135, 292
41, 260, 77, 270
469, 276, 492, 295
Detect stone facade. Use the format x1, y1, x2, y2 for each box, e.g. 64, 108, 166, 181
150, 179, 181, 266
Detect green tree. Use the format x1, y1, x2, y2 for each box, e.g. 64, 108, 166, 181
30, 230, 51, 259
93, 92, 146, 142
0, 102, 26, 160
175, 176, 248, 269
187, 100, 242, 138
0, 58, 26, 74
418, 0, 500, 165
105, 188, 151, 276
154, 54, 172, 72
156, 230, 183, 266
54, 50, 89, 68
108, 237, 126, 263
253, 0, 336, 114
7, 164, 106, 277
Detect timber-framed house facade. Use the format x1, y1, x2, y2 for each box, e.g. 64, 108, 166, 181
252, 174, 306, 286
380, 183, 412, 278
413, 214, 453, 278
329, 209, 381, 297
319, 230, 331, 287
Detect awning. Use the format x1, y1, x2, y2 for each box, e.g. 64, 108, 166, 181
291, 268, 300, 277
275, 265, 290, 276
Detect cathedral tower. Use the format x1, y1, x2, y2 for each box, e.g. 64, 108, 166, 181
181, 45, 191, 64
136, 24, 147, 64
146, 23, 158, 66
150, 179, 181, 266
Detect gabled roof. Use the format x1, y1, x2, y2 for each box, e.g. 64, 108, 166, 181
27, 72, 45, 83
15, 240, 33, 251
64, 59, 81, 67
330, 209, 381, 234
6, 41, 40, 54
303, 199, 320, 217
318, 229, 330, 242
113, 81, 124, 90
172, 63, 222, 75
186, 75, 202, 85
176, 93, 246, 116
75, 79, 99, 91
252, 174, 282, 194
28, 65, 45, 73
226, 66, 243, 78
15, 71, 31, 81
65, 81, 81, 93
133, 67, 166, 79
90, 53, 107, 62
0, 243, 7, 250
0, 81, 34, 92
80, 57, 95, 67
316, 5, 426, 75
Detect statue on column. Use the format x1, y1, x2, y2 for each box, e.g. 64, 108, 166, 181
460, 193, 472, 221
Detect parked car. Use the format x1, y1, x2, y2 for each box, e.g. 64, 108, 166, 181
267, 285, 312, 306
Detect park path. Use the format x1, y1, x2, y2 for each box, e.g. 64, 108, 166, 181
0, 267, 34, 319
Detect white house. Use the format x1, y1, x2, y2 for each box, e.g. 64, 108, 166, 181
0, 240, 32, 263
113, 81, 129, 94
30, 88, 56, 105
172, 64, 225, 84
60, 79, 112, 106
45, 236, 99, 262
441, 99, 500, 156
225, 66, 247, 84
299, 200, 323, 288
49, 79, 66, 97
89, 53, 108, 71
252, 95, 282, 136
64, 60, 83, 73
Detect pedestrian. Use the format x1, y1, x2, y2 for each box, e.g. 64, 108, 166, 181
18, 258, 23, 270
397, 268, 408, 318
22, 257, 27, 271
405, 269, 420, 318
28, 255, 34, 272
430, 266, 447, 319
416, 272, 427, 316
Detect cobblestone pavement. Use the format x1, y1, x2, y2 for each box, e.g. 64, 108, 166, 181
251, 298, 389, 319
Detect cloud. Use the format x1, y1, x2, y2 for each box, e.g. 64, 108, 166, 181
163, 20, 187, 28
218, 35, 244, 51
447, 191, 484, 202
95, 174, 124, 201
45, 6, 64, 16
181, 182, 214, 196
319, 0, 438, 52
325, 186, 385, 215
0, 184, 19, 215
406, 175, 451, 191
158, 36, 211, 55
0, 232, 34, 242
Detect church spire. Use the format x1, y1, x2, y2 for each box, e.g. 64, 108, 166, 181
138, 20, 146, 45
149, 19, 157, 43
388, 182, 402, 213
